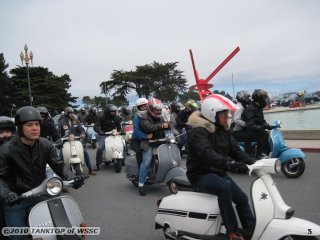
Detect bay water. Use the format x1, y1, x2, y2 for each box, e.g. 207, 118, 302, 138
264, 108, 320, 130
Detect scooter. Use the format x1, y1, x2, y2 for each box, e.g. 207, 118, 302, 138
125, 131, 187, 193
58, 133, 85, 175
101, 129, 126, 173
4, 173, 87, 240
155, 158, 320, 240
122, 120, 134, 152
83, 123, 97, 149
239, 120, 305, 178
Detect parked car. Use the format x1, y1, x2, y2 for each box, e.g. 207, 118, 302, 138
304, 93, 320, 104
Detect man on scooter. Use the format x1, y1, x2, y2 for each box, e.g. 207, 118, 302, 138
0, 116, 16, 240
58, 107, 97, 175
94, 104, 123, 171
137, 98, 169, 196
186, 94, 255, 240
0, 107, 86, 240
241, 89, 273, 158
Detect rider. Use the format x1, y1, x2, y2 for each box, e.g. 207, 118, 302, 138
58, 107, 96, 175
176, 99, 199, 152
37, 106, 59, 142
77, 107, 88, 124
118, 105, 132, 122
0, 107, 86, 240
84, 106, 99, 148
231, 91, 252, 155
131, 98, 150, 170
241, 89, 272, 158
138, 98, 169, 196
93, 104, 123, 171
0, 116, 16, 240
186, 94, 255, 240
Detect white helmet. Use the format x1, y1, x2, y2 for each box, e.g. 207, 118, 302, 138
201, 94, 239, 123
135, 98, 148, 115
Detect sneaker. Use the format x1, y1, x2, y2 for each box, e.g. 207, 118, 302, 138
138, 186, 146, 196
228, 232, 245, 240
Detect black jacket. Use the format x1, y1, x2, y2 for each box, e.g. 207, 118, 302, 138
242, 103, 267, 131
40, 118, 59, 142
58, 115, 85, 137
0, 136, 65, 198
176, 109, 191, 130
186, 111, 251, 184
94, 112, 122, 133
139, 113, 166, 140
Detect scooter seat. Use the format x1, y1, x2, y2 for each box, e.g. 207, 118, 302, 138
172, 176, 197, 192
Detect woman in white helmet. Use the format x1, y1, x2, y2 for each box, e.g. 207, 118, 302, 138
131, 98, 150, 175
186, 94, 255, 240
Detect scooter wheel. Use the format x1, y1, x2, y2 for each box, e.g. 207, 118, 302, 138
281, 158, 305, 178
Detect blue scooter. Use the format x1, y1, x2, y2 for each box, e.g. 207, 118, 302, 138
239, 120, 305, 178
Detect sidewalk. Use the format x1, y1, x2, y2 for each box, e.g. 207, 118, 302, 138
285, 139, 320, 152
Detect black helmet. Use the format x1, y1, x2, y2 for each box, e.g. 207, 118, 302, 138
252, 89, 269, 108
37, 106, 49, 118
89, 106, 97, 115
15, 106, 42, 125
121, 105, 131, 116
105, 104, 117, 116
236, 91, 251, 107
0, 116, 15, 131
15, 106, 42, 136
170, 101, 181, 113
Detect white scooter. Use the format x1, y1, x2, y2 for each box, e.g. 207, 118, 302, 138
3, 173, 87, 240
155, 158, 320, 240
101, 129, 126, 173
60, 133, 85, 175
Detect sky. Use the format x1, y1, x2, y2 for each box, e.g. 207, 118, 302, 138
1, 0, 320, 105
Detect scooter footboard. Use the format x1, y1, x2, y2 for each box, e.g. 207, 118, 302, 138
29, 196, 84, 239
259, 217, 320, 240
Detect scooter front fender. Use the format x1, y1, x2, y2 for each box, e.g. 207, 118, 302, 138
279, 148, 305, 162
163, 167, 186, 184
258, 217, 320, 240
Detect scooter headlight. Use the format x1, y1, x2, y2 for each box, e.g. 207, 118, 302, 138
46, 177, 63, 196
275, 159, 282, 174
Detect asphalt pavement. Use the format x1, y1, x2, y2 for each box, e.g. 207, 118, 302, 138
66, 149, 320, 240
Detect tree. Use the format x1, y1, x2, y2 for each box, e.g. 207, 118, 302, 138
0, 53, 12, 116
100, 61, 188, 102
178, 90, 200, 103
9, 66, 78, 114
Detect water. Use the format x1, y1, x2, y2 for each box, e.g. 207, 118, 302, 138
264, 108, 320, 130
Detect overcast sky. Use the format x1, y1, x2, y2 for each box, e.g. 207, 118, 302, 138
1, 0, 320, 104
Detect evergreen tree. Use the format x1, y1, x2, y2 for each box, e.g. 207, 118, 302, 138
0, 53, 12, 116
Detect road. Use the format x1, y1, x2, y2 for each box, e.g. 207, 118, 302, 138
67, 149, 320, 240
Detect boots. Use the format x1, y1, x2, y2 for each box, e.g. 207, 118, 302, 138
89, 168, 97, 175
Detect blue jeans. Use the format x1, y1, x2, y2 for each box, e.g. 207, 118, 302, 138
95, 136, 106, 166
83, 148, 92, 169
4, 195, 48, 240
195, 173, 255, 234
138, 145, 152, 185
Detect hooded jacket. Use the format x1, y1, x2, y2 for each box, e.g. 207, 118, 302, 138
186, 111, 251, 184
0, 136, 65, 198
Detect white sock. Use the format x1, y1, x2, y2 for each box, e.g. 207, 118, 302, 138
138, 183, 144, 187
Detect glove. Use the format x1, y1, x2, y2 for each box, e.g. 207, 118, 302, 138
72, 175, 89, 189
263, 123, 273, 130
3, 192, 19, 205
230, 161, 249, 174
224, 159, 249, 174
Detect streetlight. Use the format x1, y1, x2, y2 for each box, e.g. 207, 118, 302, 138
20, 44, 34, 106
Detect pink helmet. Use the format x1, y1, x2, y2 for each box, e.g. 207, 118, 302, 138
147, 98, 164, 119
